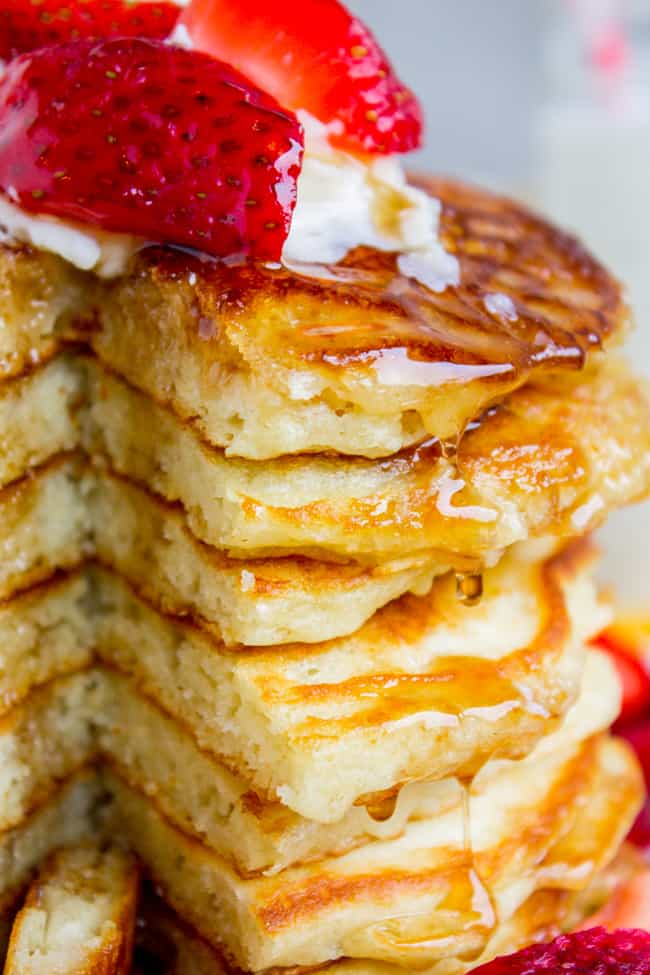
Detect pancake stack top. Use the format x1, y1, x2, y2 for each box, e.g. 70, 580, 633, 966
0, 3, 648, 973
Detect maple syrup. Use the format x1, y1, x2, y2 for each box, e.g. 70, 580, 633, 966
456, 572, 484, 606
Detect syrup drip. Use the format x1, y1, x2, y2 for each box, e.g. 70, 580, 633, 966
364, 793, 400, 823
460, 779, 471, 855
343, 862, 497, 964
456, 572, 484, 607
154, 176, 622, 429
440, 436, 460, 461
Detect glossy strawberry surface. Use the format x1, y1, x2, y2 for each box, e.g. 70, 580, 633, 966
0, 0, 179, 61
596, 641, 650, 729
0, 38, 304, 261
469, 927, 650, 973
580, 870, 650, 933
180, 0, 423, 155
595, 622, 650, 728
619, 720, 650, 847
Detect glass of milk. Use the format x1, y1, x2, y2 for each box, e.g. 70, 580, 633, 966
535, 0, 650, 606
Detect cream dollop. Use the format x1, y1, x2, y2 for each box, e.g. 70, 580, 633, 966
0, 195, 142, 277
0, 111, 459, 292
284, 113, 459, 292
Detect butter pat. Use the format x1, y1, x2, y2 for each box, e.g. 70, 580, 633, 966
0, 195, 142, 278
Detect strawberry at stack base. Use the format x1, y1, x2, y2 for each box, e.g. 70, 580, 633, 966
468, 928, 650, 974
593, 618, 650, 852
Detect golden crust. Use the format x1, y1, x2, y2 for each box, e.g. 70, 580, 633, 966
92, 543, 607, 823
84, 357, 650, 565
4, 845, 139, 975
104, 730, 642, 972
131, 847, 642, 975
0, 245, 87, 381
92, 179, 629, 459
89, 470, 446, 647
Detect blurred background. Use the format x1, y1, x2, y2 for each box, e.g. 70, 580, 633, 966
349, 0, 650, 605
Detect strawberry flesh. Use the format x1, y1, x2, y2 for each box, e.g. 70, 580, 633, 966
469, 927, 650, 973
592, 637, 650, 729
0, 39, 304, 261
0, 0, 179, 61
180, 0, 423, 155
593, 626, 650, 728
618, 720, 650, 848
579, 869, 650, 932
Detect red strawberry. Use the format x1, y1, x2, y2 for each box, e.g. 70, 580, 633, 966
0, 39, 304, 261
579, 869, 650, 932
179, 0, 423, 156
468, 927, 650, 974
604, 644, 650, 728
618, 721, 650, 848
0, 0, 179, 62
593, 621, 650, 728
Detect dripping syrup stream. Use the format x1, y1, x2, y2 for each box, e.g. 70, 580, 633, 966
456, 572, 484, 607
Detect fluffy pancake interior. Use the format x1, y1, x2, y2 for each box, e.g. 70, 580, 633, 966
90, 177, 629, 461
82, 357, 650, 567
102, 716, 640, 972
4, 844, 138, 975
92, 539, 606, 823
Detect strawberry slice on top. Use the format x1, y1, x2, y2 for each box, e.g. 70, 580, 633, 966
0, 38, 304, 261
0, 0, 180, 62
179, 0, 423, 156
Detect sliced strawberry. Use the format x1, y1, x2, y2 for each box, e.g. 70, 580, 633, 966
179, 0, 423, 156
601, 616, 650, 662
0, 0, 179, 61
618, 721, 650, 848
599, 642, 650, 728
592, 619, 650, 728
468, 927, 650, 973
0, 39, 304, 261
579, 869, 650, 932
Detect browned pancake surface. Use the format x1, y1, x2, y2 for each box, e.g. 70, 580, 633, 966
93, 179, 629, 458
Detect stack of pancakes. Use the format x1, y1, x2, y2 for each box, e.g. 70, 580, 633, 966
0, 179, 649, 973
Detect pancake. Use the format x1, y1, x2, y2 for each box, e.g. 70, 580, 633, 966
4, 845, 138, 975
132, 852, 639, 975
0, 656, 628, 973
0, 571, 91, 715
88, 471, 446, 647
92, 179, 628, 460
0, 456, 89, 601
103, 728, 641, 972
0, 170, 640, 973
96, 670, 471, 878
0, 246, 87, 382
0, 672, 98, 834
94, 647, 618, 880
0, 772, 102, 922
92, 542, 607, 823
84, 356, 650, 565
0, 357, 82, 492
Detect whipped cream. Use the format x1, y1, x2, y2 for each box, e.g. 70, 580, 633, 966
0, 195, 142, 277
284, 113, 459, 292
0, 114, 459, 292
